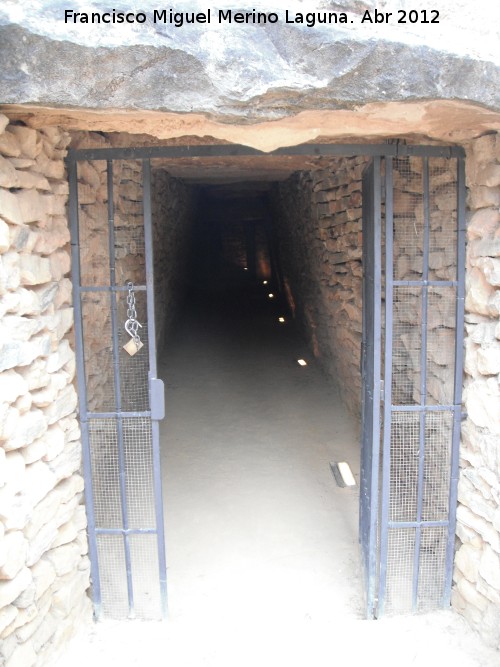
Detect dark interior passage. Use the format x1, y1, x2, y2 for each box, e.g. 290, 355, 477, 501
156, 182, 363, 623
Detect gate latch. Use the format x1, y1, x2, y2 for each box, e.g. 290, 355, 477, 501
150, 378, 165, 420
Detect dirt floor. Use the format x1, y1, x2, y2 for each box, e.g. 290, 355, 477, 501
52, 280, 499, 667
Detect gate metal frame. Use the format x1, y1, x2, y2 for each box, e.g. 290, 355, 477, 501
68, 158, 167, 619
361, 151, 466, 617
66, 141, 465, 621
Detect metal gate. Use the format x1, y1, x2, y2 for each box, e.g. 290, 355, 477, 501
361, 148, 465, 617
67, 141, 465, 622
68, 156, 166, 619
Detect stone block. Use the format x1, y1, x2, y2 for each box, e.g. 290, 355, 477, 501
477, 575, 500, 606
455, 544, 483, 583
469, 238, 500, 259
7, 127, 38, 160
0, 189, 23, 226
0, 371, 28, 405
0, 218, 10, 253
17, 189, 49, 225
4, 640, 37, 667
8, 224, 38, 254
467, 207, 500, 242
24, 460, 57, 507
0, 314, 44, 343
0, 252, 21, 295
54, 278, 72, 308
51, 568, 90, 619
0, 289, 36, 318
16, 359, 50, 392
465, 267, 496, 316
0, 532, 28, 580
0, 605, 17, 635
47, 439, 81, 483
473, 257, 500, 287
456, 520, 483, 549
30, 558, 56, 601
470, 321, 498, 345
33, 218, 70, 255
3, 408, 48, 452
468, 186, 500, 211
34, 154, 65, 181
2, 453, 25, 494
0, 567, 31, 607
0, 156, 21, 188
24, 478, 82, 546
20, 438, 47, 465
15, 170, 51, 191
1, 603, 37, 640
44, 193, 67, 217
30, 282, 58, 315
44, 385, 77, 426
478, 163, 500, 188
477, 345, 500, 375
456, 577, 489, 611
0, 447, 6, 489
465, 379, 500, 435
29, 607, 57, 653
45, 339, 73, 374
479, 545, 500, 590
46, 541, 83, 577
41, 424, 66, 461
25, 523, 59, 569
50, 518, 79, 549
0, 487, 32, 531
0, 132, 21, 158
30, 371, 68, 409
18, 254, 51, 286
49, 249, 71, 281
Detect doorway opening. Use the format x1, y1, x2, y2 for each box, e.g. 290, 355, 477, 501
67, 142, 465, 623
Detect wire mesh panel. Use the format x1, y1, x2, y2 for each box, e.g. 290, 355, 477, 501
69, 156, 166, 621
361, 150, 465, 619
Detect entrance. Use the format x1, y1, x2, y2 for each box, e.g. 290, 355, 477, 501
67, 142, 465, 620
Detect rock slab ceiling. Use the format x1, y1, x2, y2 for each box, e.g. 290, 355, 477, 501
0, 13, 499, 120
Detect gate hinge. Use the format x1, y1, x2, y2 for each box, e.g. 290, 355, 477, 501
150, 378, 165, 420
380, 380, 385, 403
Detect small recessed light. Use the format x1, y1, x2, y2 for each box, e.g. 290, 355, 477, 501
263, 280, 268, 285
268, 293, 274, 299
278, 317, 285, 323
243, 267, 248, 271
297, 359, 307, 366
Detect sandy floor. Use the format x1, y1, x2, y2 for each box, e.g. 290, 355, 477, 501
52, 283, 499, 666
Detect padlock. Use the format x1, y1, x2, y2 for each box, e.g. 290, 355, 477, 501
123, 338, 144, 356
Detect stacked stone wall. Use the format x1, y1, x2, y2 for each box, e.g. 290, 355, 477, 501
151, 169, 196, 349
452, 133, 500, 648
272, 157, 366, 412
0, 116, 91, 666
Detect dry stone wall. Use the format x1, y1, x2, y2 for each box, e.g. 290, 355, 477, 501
452, 133, 500, 649
0, 116, 91, 666
272, 157, 366, 411
151, 168, 196, 349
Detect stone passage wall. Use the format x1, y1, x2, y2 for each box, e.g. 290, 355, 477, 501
453, 133, 500, 648
0, 116, 91, 666
272, 157, 366, 411
151, 168, 196, 349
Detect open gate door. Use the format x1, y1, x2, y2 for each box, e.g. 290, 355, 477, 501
68, 156, 167, 619
361, 150, 466, 618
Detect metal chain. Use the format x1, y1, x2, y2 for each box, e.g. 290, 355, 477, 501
125, 281, 142, 348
